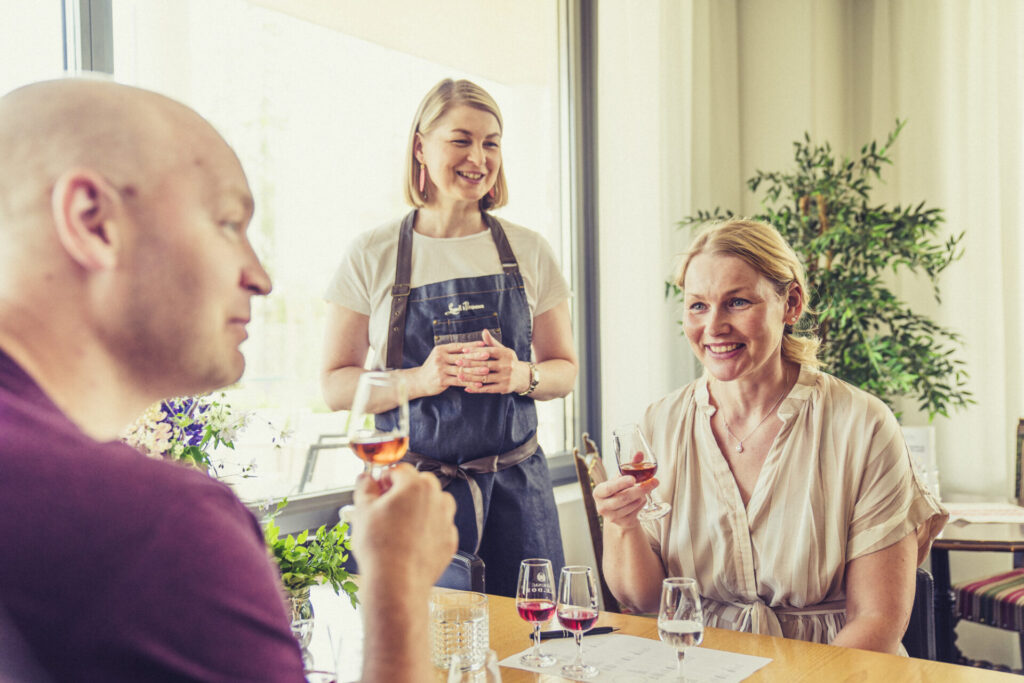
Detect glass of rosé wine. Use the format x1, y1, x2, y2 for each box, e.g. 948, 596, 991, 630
347, 371, 409, 480
556, 565, 600, 679
613, 423, 670, 521
516, 558, 557, 667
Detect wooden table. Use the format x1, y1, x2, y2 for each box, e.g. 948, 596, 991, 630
931, 520, 1024, 665
309, 587, 1015, 681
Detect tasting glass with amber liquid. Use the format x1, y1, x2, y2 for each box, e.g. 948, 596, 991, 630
613, 423, 670, 521
347, 371, 409, 480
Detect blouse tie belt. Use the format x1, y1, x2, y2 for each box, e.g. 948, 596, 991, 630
402, 433, 538, 554
703, 596, 846, 638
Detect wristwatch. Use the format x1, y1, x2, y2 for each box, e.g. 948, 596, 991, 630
518, 362, 540, 396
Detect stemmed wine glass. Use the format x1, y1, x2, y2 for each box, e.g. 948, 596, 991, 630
516, 558, 556, 667
658, 577, 704, 681
347, 371, 409, 480
556, 565, 600, 680
613, 423, 671, 520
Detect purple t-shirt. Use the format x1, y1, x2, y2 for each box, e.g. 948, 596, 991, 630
0, 350, 306, 681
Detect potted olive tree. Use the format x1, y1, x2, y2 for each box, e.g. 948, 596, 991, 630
672, 120, 972, 419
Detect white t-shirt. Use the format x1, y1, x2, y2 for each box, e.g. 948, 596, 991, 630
324, 214, 571, 365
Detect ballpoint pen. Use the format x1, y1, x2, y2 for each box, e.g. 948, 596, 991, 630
537, 626, 619, 640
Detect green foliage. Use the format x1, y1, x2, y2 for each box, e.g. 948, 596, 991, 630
676, 120, 972, 419
263, 500, 359, 608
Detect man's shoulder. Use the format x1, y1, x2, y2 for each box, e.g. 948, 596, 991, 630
0, 385, 248, 532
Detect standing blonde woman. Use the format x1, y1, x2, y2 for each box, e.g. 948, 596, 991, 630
594, 219, 946, 653
322, 79, 577, 596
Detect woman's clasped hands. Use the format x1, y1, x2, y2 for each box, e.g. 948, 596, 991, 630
593, 473, 661, 530
411, 328, 529, 397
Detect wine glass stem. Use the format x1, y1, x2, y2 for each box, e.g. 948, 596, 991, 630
574, 630, 584, 668
677, 650, 685, 680
532, 623, 542, 657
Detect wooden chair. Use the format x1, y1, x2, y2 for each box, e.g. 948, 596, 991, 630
902, 568, 937, 660
942, 418, 1024, 667
573, 432, 621, 613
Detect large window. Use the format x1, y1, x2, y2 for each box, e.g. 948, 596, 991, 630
54, 0, 572, 502
0, 3, 63, 92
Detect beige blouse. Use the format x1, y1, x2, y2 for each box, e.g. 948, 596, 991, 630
640, 365, 947, 643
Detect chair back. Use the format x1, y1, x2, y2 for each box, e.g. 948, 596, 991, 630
339, 509, 485, 593
902, 567, 937, 660
436, 550, 486, 593
573, 433, 621, 612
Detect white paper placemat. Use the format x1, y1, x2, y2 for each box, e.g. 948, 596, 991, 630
945, 502, 1024, 524
499, 633, 771, 682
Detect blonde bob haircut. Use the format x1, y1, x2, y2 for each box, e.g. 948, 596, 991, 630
404, 78, 508, 211
676, 218, 821, 369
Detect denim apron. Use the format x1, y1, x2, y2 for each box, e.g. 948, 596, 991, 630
379, 210, 565, 597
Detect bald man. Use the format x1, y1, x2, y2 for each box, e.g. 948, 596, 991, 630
0, 78, 457, 682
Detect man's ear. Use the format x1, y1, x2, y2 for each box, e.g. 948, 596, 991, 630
50, 168, 122, 270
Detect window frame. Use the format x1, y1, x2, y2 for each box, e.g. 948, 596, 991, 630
67, 0, 600, 534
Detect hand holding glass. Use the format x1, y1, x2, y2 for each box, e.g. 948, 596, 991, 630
613, 423, 670, 520
556, 566, 600, 680
516, 559, 556, 667
658, 577, 704, 681
347, 371, 409, 479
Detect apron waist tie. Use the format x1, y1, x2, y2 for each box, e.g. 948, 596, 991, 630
402, 433, 539, 554
703, 596, 846, 637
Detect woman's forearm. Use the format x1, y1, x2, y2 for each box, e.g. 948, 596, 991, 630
830, 613, 905, 654
321, 366, 366, 411
525, 358, 577, 401
601, 523, 666, 613
322, 365, 441, 413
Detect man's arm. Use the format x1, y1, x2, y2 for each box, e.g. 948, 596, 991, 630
350, 464, 458, 683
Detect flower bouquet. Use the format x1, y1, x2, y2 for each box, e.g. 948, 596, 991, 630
122, 393, 260, 476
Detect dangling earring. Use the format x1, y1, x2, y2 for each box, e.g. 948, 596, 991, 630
418, 164, 427, 200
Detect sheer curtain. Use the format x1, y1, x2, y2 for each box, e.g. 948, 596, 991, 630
598, 0, 1024, 498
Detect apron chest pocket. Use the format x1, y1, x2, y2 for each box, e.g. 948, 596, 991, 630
433, 312, 502, 346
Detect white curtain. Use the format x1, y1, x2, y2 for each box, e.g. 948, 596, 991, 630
597, 0, 1024, 498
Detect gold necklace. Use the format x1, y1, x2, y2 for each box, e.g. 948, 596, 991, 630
719, 373, 791, 454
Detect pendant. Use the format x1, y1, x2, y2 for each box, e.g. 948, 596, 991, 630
735, 443, 743, 453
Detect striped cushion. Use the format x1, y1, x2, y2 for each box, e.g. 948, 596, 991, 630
955, 569, 1024, 630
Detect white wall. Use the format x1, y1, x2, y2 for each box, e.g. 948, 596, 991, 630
595, 0, 1024, 669
595, 1, 707, 454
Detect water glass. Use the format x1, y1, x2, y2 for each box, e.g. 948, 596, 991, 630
658, 577, 704, 681
447, 649, 503, 682
430, 591, 489, 671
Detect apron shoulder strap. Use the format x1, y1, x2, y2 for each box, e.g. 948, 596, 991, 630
483, 213, 522, 279
385, 210, 417, 370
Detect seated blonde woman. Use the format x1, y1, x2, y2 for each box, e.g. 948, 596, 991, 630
593, 219, 947, 653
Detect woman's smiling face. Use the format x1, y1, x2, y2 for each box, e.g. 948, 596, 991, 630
682, 252, 800, 383
416, 104, 501, 206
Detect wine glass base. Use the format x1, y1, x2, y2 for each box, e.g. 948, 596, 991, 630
638, 501, 671, 521
520, 652, 556, 667
561, 663, 598, 679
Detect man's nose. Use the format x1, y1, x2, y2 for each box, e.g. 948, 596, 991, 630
241, 243, 272, 296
